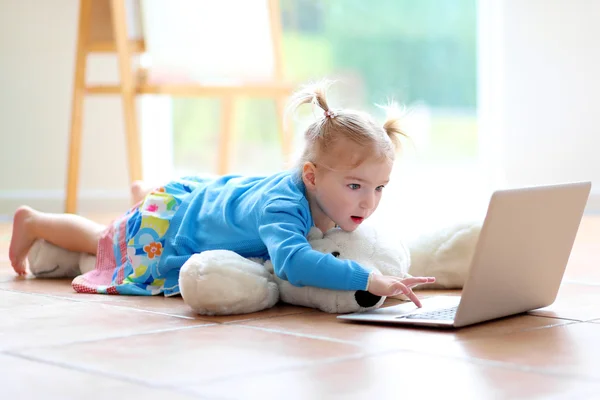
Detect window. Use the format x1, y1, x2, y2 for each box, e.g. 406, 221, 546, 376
170, 0, 478, 198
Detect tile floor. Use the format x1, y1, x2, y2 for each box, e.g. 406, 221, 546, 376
1, 214, 599, 399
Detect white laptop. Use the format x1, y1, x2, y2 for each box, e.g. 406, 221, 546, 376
338, 181, 592, 328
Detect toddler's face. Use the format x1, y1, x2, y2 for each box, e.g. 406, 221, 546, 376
313, 157, 393, 232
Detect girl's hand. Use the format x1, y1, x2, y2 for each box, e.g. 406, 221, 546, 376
367, 274, 436, 308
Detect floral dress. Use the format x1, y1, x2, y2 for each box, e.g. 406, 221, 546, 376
72, 177, 209, 296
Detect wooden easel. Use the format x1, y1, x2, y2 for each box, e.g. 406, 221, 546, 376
65, 0, 293, 213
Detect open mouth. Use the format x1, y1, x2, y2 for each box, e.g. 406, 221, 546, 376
351, 216, 364, 224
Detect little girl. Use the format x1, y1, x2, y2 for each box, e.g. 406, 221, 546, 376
9, 81, 434, 306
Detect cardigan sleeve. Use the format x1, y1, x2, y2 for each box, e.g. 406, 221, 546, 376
258, 199, 371, 291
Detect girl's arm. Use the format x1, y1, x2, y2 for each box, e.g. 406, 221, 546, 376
258, 200, 371, 291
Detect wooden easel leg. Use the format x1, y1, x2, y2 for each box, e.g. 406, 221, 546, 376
65, 0, 93, 214
218, 97, 235, 175
267, 0, 292, 168
275, 97, 293, 167
110, 0, 143, 187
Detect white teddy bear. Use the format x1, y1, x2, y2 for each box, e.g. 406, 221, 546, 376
179, 224, 411, 315
27, 222, 481, 315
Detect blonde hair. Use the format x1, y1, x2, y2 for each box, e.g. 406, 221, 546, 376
286, 80, 406, 170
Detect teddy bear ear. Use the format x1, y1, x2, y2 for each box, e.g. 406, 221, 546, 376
307, 227, 324, 241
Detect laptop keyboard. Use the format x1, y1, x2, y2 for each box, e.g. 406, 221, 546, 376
399, 306, 458, 320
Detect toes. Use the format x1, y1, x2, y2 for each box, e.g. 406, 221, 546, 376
13, 261, 27, 275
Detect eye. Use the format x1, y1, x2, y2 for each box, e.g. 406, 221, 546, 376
331, 251, 341, 258
376, 185, 385, 192
348, 184, 360, 190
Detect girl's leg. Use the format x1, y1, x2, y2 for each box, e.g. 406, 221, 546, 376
9, 206, 106, 275
131, 176, 207, 205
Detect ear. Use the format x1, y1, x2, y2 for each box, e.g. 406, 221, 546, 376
302, 162, 317, 191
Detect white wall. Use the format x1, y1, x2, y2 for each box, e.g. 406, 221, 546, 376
0, 0, 172, 216
479, 0, 600, 212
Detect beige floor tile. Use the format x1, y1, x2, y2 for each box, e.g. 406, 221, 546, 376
0, 354, 199, 399
97, 296, 315, 323
529, 283, 600, 321
0, 274, 109, 301
190, 303, 316, 324
1, 268, 319, 322
0, 288, 73, 309
187, 350, 600, 400
1, 300, 211, 351
1, 215, 599, 398
238, 309, 572, 352
14, 324, 364, 386
190, 296, 429, 325
423, 321, 600, 380
89, 294, 199, 316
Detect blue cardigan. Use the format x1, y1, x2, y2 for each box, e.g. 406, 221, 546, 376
159, 170, 371, 291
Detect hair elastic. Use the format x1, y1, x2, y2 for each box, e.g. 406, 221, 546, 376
324, 110, 336, 119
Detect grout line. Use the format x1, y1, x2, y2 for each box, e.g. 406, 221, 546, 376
0, 286, 318, 324
8, 322, 219, 353
84, 302, 199, 320
0, 286, 205, 321
522, 319, 582, 331
219, 309, 319, 325
233, 323, 359, 345
235, 311, 579, 348
396, 321, 600, 382
412, 348, 600, 384
3, 300, 600, 392
435, 353, 600, 384
1, 351, 220, 400
0, 287, 112, 304
184, 340, 600, 389
187, 318, 596, 387
189, 352, 371, 388
527, 313, 591, 323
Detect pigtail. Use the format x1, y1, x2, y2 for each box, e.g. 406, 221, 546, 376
286, 79, 338, 165
285, 79, 334, 119
290, 79, 406, 170
377, 101, 408, 151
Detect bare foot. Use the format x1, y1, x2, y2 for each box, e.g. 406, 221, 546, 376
9, 206, 38, 275
131, 180, 150, 204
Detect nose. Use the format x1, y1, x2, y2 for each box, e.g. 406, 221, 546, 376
359, 192, 375, 210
